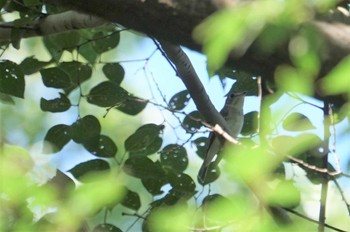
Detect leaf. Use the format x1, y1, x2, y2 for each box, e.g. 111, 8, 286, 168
92, 31, 120, 54
182, 111, 204, 133
129, 137, 162, 158
70, 115, 101, 144
40, 67, 72, 89
0, 60, 25, 98
231, 71, 259, 96
43, 124, 71, 153
20, 57, 51, 75
58, 61, 92, 94
10, 27, 23, 49
168, 90, 190, 110
87, 81, 129, 107
78, 41, 98, 63
40, 93, 71, 112
267, 180, 301, 208
115, 96, 147, 115
124, 124, 164, 152
241, 111, 259, 136
121, 189, 141, 210
152, 173, 196, 206
23, 0, 42, 6
68, 159, 110, 182
42, 36, 63, 61
141, 177, 167, 196
201, 194, 236, 223
102, 63, 124, 84
168, 173, 196, 196
123, 157, 165, 179
48, 31, 80, 52
84, 135, 118, 158
282, 112, 316, 131
93, 224, 122, 232
160, 144, 188, 173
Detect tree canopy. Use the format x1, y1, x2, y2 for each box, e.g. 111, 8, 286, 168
0, 0, 350, 231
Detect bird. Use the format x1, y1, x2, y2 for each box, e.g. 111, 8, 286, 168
198, 89, 246, 185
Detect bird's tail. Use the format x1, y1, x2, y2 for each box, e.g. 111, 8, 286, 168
198, 164, 209, 185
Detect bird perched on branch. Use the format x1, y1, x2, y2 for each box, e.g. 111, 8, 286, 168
198, 89, 246, 185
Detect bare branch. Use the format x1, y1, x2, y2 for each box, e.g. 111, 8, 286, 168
158, 41, 235, 138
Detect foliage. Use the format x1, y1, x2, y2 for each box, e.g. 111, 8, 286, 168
0, 0, 349, 232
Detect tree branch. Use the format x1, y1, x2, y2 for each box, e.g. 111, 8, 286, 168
0, 11, 106, 41
318, 101, 331, 232
158, 41, 235, 137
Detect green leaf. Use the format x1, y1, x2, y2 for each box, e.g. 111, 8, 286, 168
93, 224, 122, 232
129, 136, 162, 158
68, 159, 110, 182
231, 72, 259, 96
152, 173, 196, 206
121, 189, 141, 210
40, 67, 71, 89
70, 115, 101, 144
160, 144, 188, 173
241, 111, 259, 136
168, 90, 190, 110
48, 31, 80, 52
0, 60, 25, 98
0, 0, 6, 8
267, 180, 301, 208
84, 135, 118, 158
168, 173, 196, 196
87, 81, 129, 107
92, 31, 120, 54
10, 27, 23, 50
23, 0, 41, 6
43, 124, 71, 153
321, 54, 350, 95
141, 177, 167, 196
124, 124, 164, 152
58, 61, 92, 94
123, 157, 165, 179
115, 96, 147, 115
182, 111, 204, 133
282, 112, 316, 131
201, 194, 236, 223
40, 93, 71, 112
20, 57, 51, 75
78, 42, 98, 64
102, 63, 124, 84
42, 36, 63, 61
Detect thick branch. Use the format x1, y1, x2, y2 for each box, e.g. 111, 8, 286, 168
42, 0, 350, 73
159, 41, 233, 135
0, 11, 106, 41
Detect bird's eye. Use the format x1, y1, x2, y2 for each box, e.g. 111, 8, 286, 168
229, 93, 235, 98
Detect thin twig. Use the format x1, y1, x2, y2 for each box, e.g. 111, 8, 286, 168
288, 156, 343, 177
283, 208, 348, 232
332, 177, 350, 215
318, 101, 331, 232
